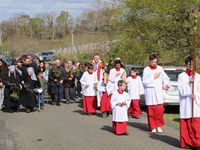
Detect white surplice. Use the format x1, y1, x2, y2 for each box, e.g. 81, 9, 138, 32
96, 67, 105, 107
127, 76, 144, 100
80, 71, 97, 96
178, 72, 200, 119
107, 68, 126, 95
111, 91, 131, 122
142, 65, 170, 105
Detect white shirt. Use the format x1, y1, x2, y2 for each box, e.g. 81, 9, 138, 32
142, 65, 170, 105
127, 76, 144, 100
178, 72, 200, 119
111, 91, 131, 122
80, 71, 98, 96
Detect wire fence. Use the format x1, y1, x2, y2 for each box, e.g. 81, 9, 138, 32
56, 40, 116, 55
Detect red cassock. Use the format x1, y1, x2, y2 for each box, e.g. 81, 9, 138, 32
100, 92, 112, 112
147, 104, 164, 129
83, 96, 97, 113
180, 118, 200, 148
128, 100, 142, 117
112, 122, 127, 135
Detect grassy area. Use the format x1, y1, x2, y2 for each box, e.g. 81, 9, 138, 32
164, 106, 179, 127
3, 31, 110, 56
164, 113, 179, 127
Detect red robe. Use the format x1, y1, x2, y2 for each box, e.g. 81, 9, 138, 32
147, 104, 164, 129
113, 122, 127, 135
83, 96, 97, 113
180, 118, 200, 148
100, 92, 112, 112
128, 99, 142, 117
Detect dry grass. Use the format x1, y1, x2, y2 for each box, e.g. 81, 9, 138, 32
5, 31, 109, 56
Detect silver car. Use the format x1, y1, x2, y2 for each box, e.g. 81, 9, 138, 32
163, 66, 185, 105
38, 51, 55, 61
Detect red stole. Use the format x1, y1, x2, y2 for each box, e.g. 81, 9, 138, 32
97, 65, 101, 81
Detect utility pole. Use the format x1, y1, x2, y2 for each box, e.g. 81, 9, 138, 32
71, 29, 74, 51
189, 8, 200, 122
0, 27, 2, 46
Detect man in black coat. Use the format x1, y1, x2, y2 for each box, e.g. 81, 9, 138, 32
48, 59, 65, 106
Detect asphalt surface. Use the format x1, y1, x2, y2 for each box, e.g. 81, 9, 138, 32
0, 101, 182, 150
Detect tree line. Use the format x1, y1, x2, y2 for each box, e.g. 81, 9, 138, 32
0, 11, 71, 41
102, 0, 200, 66
0, 0, 200, 67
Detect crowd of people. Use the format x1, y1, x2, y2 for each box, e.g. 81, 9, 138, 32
0, 53, 199, 149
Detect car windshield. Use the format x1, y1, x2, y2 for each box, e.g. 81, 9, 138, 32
125, 65, 145, 76
165, 70, 184, 81
40, 52, 54, 55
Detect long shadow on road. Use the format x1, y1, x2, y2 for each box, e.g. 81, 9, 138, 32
101, 125, 113, 133
149, 133, 180, 148
128, 122, 149, 132
73, 110, 103, 118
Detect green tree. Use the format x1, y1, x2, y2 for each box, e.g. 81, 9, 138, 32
28, 18, 45, 39
106, 0, 200, 65
56, 11, 71, 38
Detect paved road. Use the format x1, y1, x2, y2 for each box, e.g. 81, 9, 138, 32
0, 102, 181, 150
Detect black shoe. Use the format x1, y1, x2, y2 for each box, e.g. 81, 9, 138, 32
52, 101, 55, 105
56, 103, 61, 106
106, 111, 110, 117
132, 116, 140, 119
123, 132, 129, 136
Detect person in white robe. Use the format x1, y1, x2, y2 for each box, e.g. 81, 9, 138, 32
127, 67, 144, 118
111, 80, 131, 135
107, 59, 126, 96
80, 63, 98, 115
143, 53, 170, 133
91, 54, 104, 107
178, 55, 200, 148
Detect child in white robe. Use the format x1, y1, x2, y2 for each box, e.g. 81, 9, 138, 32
143, 54, 170, 133
80, 63, 98, 115
178, 55, 200, 148
127, 68, 144, 119
111, 80, 131, 135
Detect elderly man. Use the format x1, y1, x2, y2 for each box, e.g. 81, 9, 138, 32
49, 59, 65, 106
91, 54, 105, 107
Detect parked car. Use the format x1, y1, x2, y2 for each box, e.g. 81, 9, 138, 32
162, 66, 185, 105
37, 51, 55, 61
1, 57, 16, 66
125, 64, 145, 76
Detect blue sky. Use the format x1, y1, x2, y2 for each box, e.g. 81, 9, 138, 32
0, 0, 94, 21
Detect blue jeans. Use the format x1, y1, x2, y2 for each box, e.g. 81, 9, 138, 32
39, 92, 44, 107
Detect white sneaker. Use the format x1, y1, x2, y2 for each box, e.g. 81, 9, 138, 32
157, 127, 163, 133
151, 128, 157, 133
